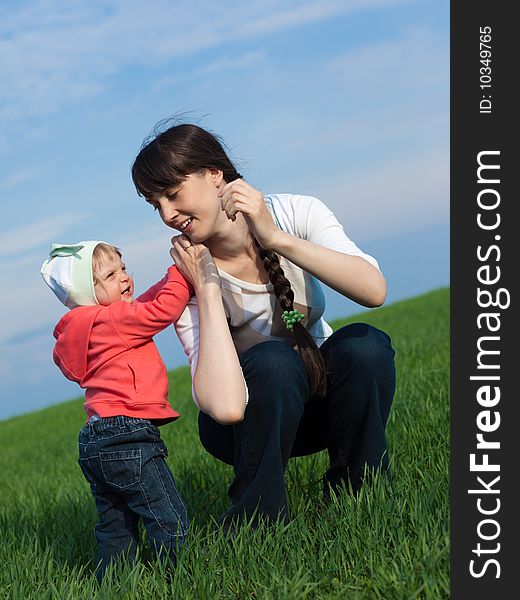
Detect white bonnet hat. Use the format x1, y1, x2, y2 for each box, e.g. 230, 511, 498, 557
41, 241, 107, 309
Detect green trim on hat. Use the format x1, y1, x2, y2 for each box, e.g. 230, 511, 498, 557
69, 241, 103, 307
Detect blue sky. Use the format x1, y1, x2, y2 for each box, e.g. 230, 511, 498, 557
0, 0, 449, 420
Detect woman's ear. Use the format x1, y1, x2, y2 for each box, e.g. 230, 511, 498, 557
207, 168, 224, 188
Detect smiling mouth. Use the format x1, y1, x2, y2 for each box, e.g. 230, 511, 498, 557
180, 218, 193, 230
122, 286, 132, 295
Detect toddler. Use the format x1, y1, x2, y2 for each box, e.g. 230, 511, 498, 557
41, 240, 193, 581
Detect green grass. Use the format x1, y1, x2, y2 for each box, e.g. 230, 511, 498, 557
0, 288, 449, 599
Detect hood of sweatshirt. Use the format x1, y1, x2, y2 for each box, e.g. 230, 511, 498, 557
53, 305, 104, 382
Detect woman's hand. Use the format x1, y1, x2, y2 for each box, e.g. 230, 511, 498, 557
171, 234, 247, 423
170, 235, 221, 293
218, 179, 280, 250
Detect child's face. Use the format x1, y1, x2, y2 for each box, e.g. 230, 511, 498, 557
93, 252, 134, 306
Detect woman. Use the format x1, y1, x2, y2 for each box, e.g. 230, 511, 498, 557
131, 123, 396, 530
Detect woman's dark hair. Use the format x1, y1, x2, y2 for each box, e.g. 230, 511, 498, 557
132, 122, 241, 197
132, 122, 327, 398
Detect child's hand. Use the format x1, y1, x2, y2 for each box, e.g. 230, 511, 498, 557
170, 235, 221, 293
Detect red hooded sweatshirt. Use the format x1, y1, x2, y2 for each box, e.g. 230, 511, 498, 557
53, 266, 193, 424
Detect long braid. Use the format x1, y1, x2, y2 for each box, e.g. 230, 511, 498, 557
208, 169, 327, 396
254, 240, 328, 399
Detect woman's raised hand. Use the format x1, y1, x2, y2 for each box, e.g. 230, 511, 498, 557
218, 179, 280, 250
170, 235, 221, 293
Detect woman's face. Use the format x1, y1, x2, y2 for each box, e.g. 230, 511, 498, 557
147, 170, 225, 243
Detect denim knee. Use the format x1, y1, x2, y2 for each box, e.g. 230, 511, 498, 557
323, 323, 395, 377
240, 341, 309, 412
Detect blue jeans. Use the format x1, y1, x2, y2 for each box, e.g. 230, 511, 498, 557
78, 416, 188, 581
198, 323, 396, 528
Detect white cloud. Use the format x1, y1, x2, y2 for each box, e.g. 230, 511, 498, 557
230, 25, 448, 242
235, 0, 411, 37
308, 29, 449, 240
0, 275, 66, 345
0, 213, 86, 258
328, 26, 447, 91
0, 0, 413, 123
320, 147, 449, 242
148, 50, 266, 97
1, 167, 39, 189
282, 100, 447, 158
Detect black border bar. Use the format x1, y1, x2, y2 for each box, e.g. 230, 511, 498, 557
451, 2, 516, 597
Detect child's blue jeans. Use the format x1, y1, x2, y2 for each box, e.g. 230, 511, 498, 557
78, 416, 188, 582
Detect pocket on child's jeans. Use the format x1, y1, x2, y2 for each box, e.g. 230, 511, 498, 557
99, 449, 142, 489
